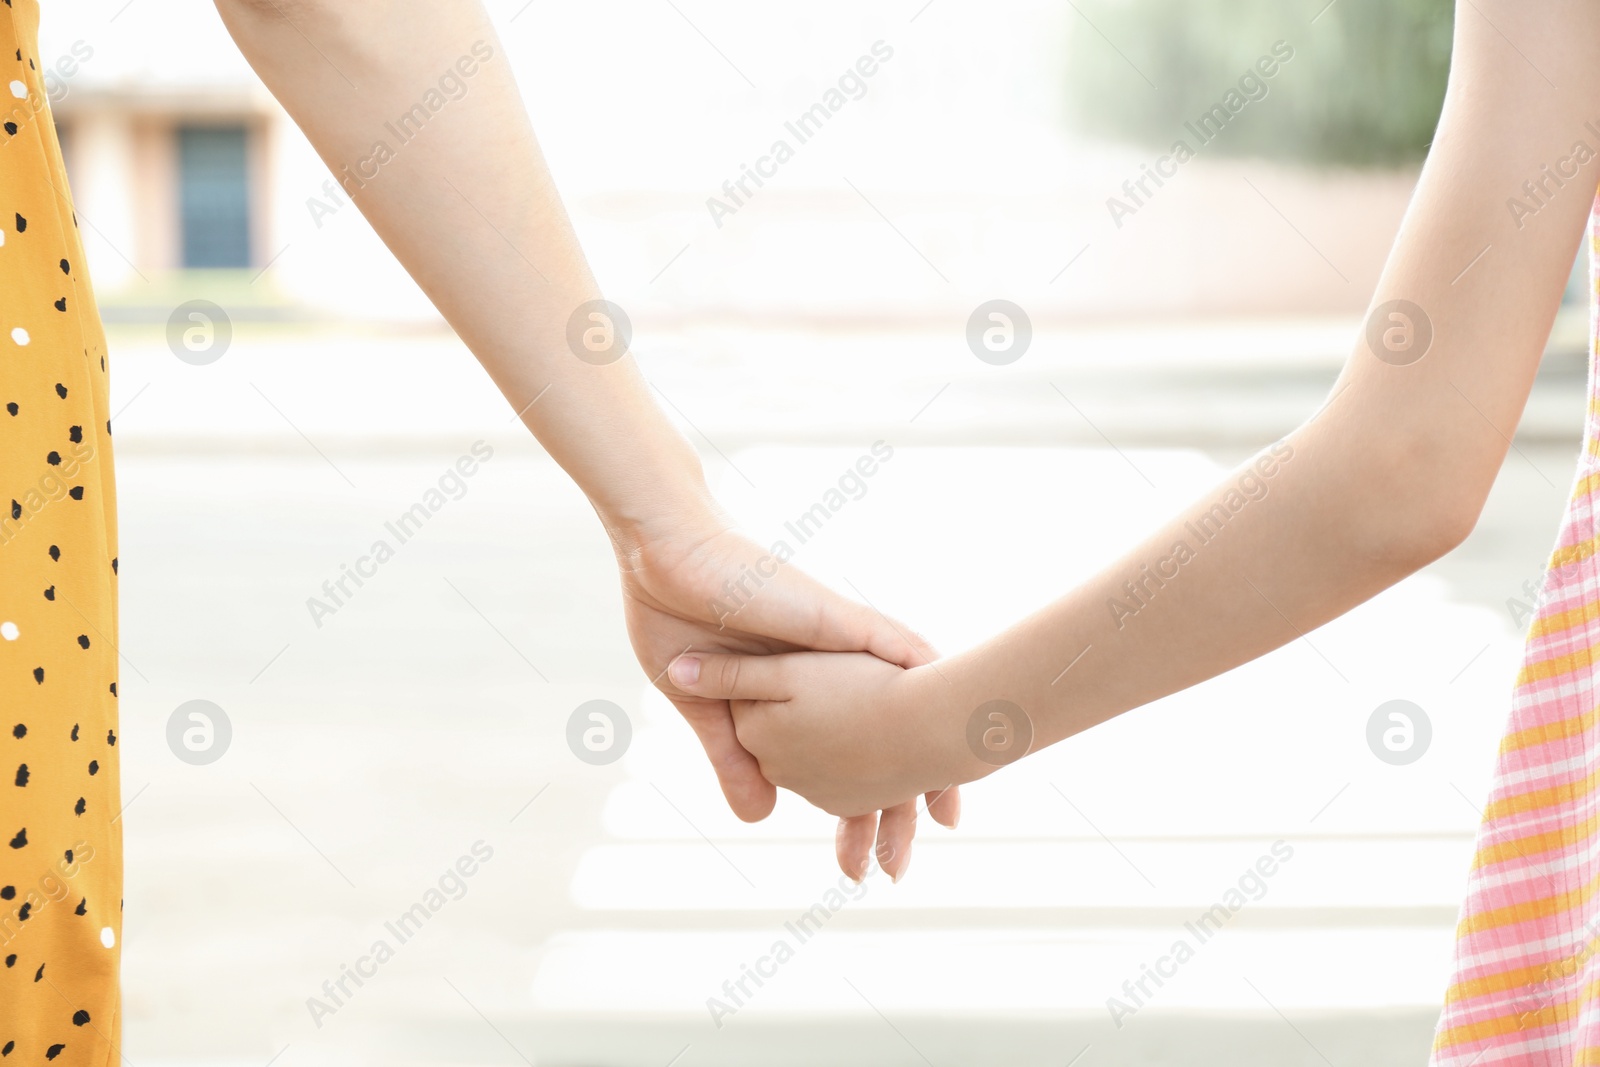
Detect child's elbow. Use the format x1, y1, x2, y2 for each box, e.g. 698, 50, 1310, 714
1413, 490, 1484, 564
1372, 472, 1488, 574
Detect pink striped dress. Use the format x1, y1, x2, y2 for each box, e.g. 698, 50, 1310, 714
1431, 200, 1600, 1065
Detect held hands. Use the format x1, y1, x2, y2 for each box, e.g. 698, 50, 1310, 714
609, 500, 960, 879
667, 650, 964, 814
667, 649, 983, 881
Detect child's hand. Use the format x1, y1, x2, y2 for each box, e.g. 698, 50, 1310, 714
667, 649, 972, 880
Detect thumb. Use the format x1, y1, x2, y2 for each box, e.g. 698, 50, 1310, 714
816, 586, 937, 669
859, 608, 939, 670
718, 564, 937, 669
668, 652, 792, 702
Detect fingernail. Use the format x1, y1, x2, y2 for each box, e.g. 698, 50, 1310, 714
891, 843, 911, 884
668, 655, 700, 687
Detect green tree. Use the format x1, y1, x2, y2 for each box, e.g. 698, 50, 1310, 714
1066, 0, 1453, 166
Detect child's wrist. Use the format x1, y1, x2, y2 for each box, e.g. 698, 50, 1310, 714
915, 662, 1038, 788
897, 666, 998, 791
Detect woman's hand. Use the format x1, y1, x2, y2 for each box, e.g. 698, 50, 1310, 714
612, 500, 960, 879
665, 645, 980, 880
212, 0, 960, 879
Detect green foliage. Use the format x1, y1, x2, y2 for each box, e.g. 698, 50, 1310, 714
1065, 0, 1453, 166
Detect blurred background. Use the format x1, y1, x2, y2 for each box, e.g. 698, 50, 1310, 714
36, 0, 1594, 1063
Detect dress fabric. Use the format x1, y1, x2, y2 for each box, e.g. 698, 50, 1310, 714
0, 0, 123, 1062
1432, 195, 1600, 1065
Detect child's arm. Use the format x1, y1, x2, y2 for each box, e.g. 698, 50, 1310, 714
211, 0, 955, 875
667, 0, 1600, 837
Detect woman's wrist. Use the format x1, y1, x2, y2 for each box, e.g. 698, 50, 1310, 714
591, 450, 725, 563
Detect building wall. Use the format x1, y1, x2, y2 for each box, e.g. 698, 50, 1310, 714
38, 0, 1432, 325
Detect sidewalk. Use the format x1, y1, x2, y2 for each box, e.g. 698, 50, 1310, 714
115, 433, 1564, 1065
104, 308, 1591, 459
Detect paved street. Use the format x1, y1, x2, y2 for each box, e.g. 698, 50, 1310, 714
109, 320, 1582, 1066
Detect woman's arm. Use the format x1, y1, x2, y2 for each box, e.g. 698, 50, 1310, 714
209, 0, 954, 874
666, 0, 1600, 816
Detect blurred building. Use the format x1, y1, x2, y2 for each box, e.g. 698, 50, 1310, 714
42, 6, 434, 323
40, 0, 1562, 331
55, 86, 269, 274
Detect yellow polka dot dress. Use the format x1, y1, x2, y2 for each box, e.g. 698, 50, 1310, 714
0, 0, 123, 1062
